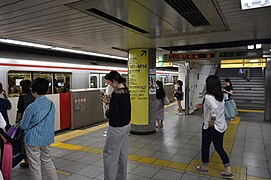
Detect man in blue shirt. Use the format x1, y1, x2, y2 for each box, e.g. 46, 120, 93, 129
20, 78, 58, 180
0, 97, 12, 130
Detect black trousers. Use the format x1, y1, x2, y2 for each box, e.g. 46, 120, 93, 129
201, 127, 230, 167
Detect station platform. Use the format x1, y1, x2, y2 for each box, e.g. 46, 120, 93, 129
11, 103, 270, 180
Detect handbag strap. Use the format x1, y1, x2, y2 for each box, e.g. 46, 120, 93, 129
24, 102, 53, 135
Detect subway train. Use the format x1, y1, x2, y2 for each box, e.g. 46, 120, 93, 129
0, 55, 178, 131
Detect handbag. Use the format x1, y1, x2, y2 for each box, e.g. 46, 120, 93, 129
0, 128, 25, 169
163, 96, 170, 105
0, 135, 12, 180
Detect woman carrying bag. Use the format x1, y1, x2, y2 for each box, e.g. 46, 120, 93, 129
20, 78, 58, 180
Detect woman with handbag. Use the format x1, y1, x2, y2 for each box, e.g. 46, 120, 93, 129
156, 80, 165, 128
20, 78, 58, 180
174, 80, 183, 114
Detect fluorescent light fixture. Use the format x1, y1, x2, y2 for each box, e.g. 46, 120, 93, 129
0, 39, 52, 49
0, 38, 128, 60
249, 59, 259, 62
256, 44, 262, 49
247, 45, 254, 49
241, 0, 271, 10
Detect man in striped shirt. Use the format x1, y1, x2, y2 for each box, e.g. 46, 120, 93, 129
20, 78, 58, 180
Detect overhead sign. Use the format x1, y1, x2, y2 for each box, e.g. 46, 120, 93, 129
241, 0, 271, 10
221, 58, 266, 68
219, 50, 263, 60
163, 52, 216, 62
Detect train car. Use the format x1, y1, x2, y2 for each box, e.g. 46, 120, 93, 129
0, 53, 178, 131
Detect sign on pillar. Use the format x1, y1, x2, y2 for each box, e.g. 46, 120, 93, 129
128, 49, 149, 125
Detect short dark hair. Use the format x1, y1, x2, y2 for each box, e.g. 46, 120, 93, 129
104, 73, 109, 80
31, 78, 49, 95
206, 75, 223, 102
177, 80, 183, 86
107, 71, 126, 83
156, 80, 163, 89
20, 80, 32, 93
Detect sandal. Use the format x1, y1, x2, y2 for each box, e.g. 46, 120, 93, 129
220, 172, 234, 179
194, 166, 208, 174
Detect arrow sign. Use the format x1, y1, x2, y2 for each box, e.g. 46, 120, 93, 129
141, 50, 147, 56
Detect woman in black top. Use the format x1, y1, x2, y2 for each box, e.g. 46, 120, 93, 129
102, 71, 131, 180
223, 78, 233, 100
175, 80, 183, 114
16, 80, 35, 168
156, 80, 165, 128
223, 78, 237, 121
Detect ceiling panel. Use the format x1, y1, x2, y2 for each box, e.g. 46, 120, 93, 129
0, 0, 270, 58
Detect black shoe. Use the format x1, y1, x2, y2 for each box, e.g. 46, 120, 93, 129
20, 162, 29, 168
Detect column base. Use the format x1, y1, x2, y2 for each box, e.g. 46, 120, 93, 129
130, 130, 156, 135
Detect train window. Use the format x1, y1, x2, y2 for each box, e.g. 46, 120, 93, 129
121, 74, 129, 87
100, 74, 107, 88
90, 75, 98, 88
160, 76, 167, 84
54, 73, 72, 93
8, 71, 31, 97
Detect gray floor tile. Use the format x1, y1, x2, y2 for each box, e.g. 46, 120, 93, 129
76, 154, 102, 164
77, 165, 103, 178
170, 154, 193, 164
246, 166, 270, 178
60, 161, 89, 173
11, 174, 30, 180
151, 151, 176, 160
53, 158, 73, 168
127, 161, 141, 173
181, 172, 210, 180
127, 174, 150, 180
65, 173, 92, 180
130, 164, 161, 178
134, 149, 156, 156
151, 168, 183, 180
62, 151, 89, 161
243, 158, 268, 168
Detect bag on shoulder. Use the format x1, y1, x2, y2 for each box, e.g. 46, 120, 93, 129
163, 96, 170, 105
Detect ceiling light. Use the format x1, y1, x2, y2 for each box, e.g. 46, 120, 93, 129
0, 38, 52, 49
247, 45, 254, 49
0, 38, 128, 60
256, 44, 262, 49
249, 59, 259, 63
241, 0, 271, 10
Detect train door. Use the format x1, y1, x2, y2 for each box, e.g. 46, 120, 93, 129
100, 74, 107, 88
89, 74, 99, 88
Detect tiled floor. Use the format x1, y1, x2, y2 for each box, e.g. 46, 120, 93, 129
11, 104, 271, 180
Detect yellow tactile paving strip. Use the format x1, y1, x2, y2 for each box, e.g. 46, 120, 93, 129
52, 116, 256, 179
237, 109, 264, 113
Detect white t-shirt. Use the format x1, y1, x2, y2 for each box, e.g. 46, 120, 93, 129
0, 112, 6, 129
203, 94, 227, 133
